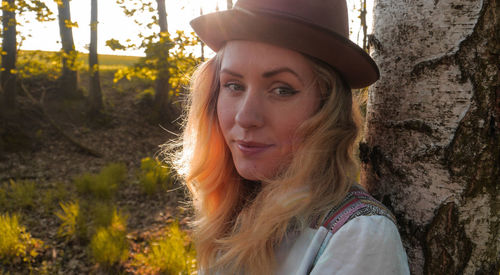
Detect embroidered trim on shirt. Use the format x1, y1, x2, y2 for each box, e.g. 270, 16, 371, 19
321, 185, 396, 233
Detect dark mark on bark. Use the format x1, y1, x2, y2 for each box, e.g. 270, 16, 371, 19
388, 119, 435, 137
424, 202, 473, 275
368, 34, 383, 53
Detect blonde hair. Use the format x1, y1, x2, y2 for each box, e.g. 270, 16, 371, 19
167, 49, 361, 274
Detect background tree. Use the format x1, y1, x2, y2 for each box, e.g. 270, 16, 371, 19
1, 0, 53, 115
88, 0, 102, 115
56, 0, 78, 99
227, 0, 232, 10
361, 0, 499, 274
109, 0, 200, 125
152, 0, 170, 121
1, 0, 18, 115
199, 7, 205, 62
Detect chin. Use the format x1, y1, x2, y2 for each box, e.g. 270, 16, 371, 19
235, 165, 277, 182
237, 171, 261, 181
235, 166, 265, 181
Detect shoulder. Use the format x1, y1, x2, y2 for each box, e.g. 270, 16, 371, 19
319, 184, 396, 234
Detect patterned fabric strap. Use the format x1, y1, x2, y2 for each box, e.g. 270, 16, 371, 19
321, 185, 396, 234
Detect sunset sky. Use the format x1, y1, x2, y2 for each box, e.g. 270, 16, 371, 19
18, 0, 373, 57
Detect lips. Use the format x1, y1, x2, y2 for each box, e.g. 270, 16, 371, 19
235, 140, 273, 155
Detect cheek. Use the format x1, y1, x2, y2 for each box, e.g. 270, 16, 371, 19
275, 103, 318, 144
217, 97, 234, 137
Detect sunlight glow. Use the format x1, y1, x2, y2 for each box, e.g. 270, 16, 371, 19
18, 0, 372, 57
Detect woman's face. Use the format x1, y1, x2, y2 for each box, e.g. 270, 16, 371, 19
217, 41, 321, 181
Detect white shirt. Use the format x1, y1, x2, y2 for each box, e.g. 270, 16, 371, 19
276, 215, 410, 275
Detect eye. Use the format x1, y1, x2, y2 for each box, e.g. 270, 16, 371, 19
223, 82, 245, 92
271, 86, 299, 96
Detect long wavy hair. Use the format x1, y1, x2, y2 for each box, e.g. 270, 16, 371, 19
167, 47, 362, 274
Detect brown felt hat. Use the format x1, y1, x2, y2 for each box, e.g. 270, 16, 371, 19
190, 0, 379, 89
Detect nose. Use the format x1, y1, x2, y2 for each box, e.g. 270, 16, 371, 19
235, 89, 264, 129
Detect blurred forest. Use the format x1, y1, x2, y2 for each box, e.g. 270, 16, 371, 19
0, 0, 388, 274
0, 0, 207, 273
2, 0, 497, 274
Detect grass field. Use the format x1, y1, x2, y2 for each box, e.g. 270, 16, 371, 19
19, 50, 141, 71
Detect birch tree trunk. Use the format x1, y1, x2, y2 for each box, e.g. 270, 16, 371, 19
1, 0, 17, 115
88, 0, 102, 115
361, 0, 499, 274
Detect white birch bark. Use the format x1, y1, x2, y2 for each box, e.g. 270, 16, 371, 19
361, 0, 499, 274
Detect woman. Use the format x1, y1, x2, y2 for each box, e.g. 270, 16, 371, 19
169, 0, 410, 274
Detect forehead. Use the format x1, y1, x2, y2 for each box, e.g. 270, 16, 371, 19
220, 41, 314, 77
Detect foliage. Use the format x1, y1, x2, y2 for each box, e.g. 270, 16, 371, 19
58, 163, 128, 242
0, 213, 44, 265
16, 50, 84, 81
105, 38, 127, 51
112, 30, 200, 99
132, 222, 196, 274
0, 188, 6, 210
74, 162, 127, 200
109, 0, 201, 110
0, 179, 36, 210
55, 200, 80, 240
41, 183, 69, 212
56, 200, 125, 244
90, 209, 129, 267
10, 0, 54, 21
88, 201, 116, 230
138, 157, 171, 195
16, 50, 139, 79
0, 0, 54, 43
77, 52, 140, 71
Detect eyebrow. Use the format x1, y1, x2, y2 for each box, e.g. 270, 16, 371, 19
262, 67, 303, 84
220, 67, 304, 84
220, 69, 243, 78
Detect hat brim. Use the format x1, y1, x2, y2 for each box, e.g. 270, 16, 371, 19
190, 9, 379, 89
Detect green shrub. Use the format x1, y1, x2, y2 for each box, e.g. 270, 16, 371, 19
132, 222, 196, 274
75, 163, 127, 200
41, 184, 70, 212
56, 199, 128, 244
6, 179, 36, 210
0, 188, 6, 210
55, 201, 80, 241
138, 157, 171, 195
0, 213, 44, 264
90, 210, 129, 267
89, 201, 115, 230
17, 50, 62, 81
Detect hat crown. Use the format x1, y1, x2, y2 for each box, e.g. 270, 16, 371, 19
235, 0, 349, 38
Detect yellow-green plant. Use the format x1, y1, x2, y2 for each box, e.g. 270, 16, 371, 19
56, 200, 125, 244
89, 201, 115, 230
6, 179, 36, 210
55, 201, 80, 240
0, 213, 44, 264
138, 157, 171, 195
75, 163, 127, 200
132, 222, 197, 274
41, 184, 69, 212
90, 210, 129, 267
17, 50, 62, 81
0, 188, 6, 210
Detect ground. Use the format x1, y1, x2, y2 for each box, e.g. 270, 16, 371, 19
0, 70, 192, 274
